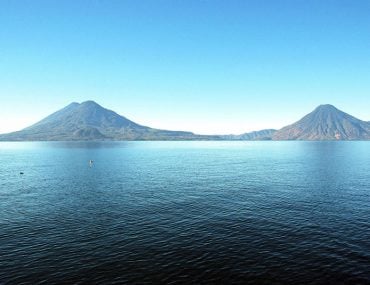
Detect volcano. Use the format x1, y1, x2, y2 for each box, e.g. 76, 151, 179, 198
0, 101, 213, 141
273, 104, 370, 140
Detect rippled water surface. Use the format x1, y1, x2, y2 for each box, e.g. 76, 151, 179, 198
0, 141, 370, 284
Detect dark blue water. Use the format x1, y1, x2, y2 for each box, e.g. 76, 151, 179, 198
0, 141, 370, 284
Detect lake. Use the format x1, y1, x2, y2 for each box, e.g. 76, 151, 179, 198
0, 141, 369, 284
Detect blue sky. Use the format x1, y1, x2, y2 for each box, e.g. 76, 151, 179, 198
0, 0, 369, 134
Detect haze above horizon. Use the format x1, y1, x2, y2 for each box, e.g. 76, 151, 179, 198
1, 0, 369, 135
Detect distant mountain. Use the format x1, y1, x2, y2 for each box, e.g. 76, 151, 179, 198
1, 102, 369, 141
222, 129, 276, 140
238, 129, 276, 140
273, 104, 370, 140
0, 101, 218, 141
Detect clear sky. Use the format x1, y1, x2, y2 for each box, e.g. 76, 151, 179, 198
0, 0, 369, 135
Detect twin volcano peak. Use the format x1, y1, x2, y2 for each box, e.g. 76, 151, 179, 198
312, 104, 341, 115
65, 100, 105, 109
0, 100, 198, 141
29, 100, 141, 130
314, 103, 337, 111
77, 100, 100, 107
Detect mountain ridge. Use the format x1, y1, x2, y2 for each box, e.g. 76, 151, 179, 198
0, 101, 369, 141
221, 129, 276, 140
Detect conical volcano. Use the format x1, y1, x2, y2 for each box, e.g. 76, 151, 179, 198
273, 104, 370, 140
0, 101, 207, 141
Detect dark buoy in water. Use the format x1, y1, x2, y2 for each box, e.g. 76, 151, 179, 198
20, 172, 24, 175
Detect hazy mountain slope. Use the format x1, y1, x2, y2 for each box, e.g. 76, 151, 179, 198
222, 129, 276, 140
273, 105, 370, 140
238, 129, 276, 140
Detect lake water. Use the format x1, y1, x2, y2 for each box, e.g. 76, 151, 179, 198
0, 141, 369, 284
